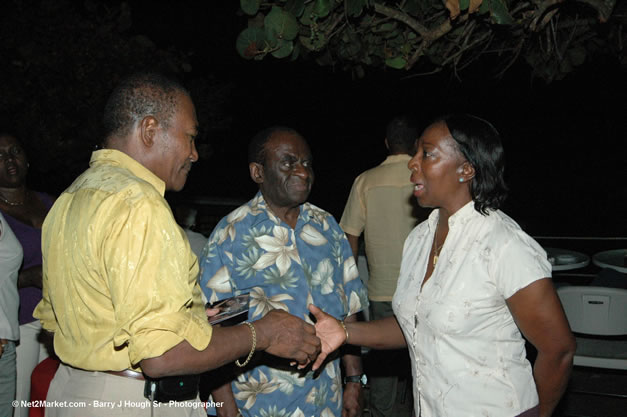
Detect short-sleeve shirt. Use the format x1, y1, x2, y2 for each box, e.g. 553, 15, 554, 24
340, 154, 427, 301
393, 201, 551, 417
34, 149, 212, 371
200, 192, 367, 417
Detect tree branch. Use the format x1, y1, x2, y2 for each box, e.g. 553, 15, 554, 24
373, 3, 429, 37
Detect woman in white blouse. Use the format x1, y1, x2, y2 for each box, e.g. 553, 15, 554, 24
311, 114, 575, 417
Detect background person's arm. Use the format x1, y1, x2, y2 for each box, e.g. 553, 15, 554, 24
340, 313, 364, 417
345, 233, 360, 264
507, 278, 576, 417
17, 265, 42, 289
211, 382, 238, 417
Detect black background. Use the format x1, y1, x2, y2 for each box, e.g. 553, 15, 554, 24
9, 1, 627, 236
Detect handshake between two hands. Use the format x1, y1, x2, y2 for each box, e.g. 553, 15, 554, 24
205, 302, 347, 371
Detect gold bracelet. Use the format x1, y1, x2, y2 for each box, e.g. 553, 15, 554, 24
339, 320, 349, 345
235, 322, 256, 367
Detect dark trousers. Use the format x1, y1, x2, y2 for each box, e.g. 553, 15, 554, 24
367, 301, 413, 417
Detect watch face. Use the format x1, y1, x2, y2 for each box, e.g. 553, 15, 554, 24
344, 374, 367, 386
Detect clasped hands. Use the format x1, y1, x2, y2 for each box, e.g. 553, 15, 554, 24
283, 304, 349, 370
205, 303, 348, 370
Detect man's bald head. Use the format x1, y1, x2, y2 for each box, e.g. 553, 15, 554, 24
102, 72, 189, 144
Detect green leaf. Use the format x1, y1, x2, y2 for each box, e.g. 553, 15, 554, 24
478, 0, 490, 14
346, 0, 366, 17
265, 26, 279, 48
383, 29, 400, 40
354, 65, 365, 79
240, 0, 260, 16
488, 0, 514, 25
290, 42, 301, 61
235, 27, 265, 59
271, 39, 294, 58
299, 33, 326, 51
313, 0, 331, 18
286, 0, 306, 17
374, 23, 396, 32
300, 3, 315, 25
316, 50, 334, 66
402, 0, 421, 15
459, 0, 470, 10
290, 43, 300, 61
385, 56, 406, 69
339, 40, 361, 58
567, 46, 586, 66
265, 6, 300, 41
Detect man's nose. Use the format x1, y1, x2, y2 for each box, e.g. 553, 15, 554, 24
292, 162, 310, 178
190, 142, 199, 163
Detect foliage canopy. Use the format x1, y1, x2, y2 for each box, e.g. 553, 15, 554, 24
235, 0, 625, 81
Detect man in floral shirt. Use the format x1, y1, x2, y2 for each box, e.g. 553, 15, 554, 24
200, 127, 367, 417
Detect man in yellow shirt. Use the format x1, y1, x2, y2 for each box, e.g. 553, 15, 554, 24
34, 73, 320, 417
340, 116, 428, 417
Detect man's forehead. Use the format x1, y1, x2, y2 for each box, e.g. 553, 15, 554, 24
266, 131, 310, 155
174, 92, 198, 129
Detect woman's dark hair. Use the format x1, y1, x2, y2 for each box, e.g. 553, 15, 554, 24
438, 114, 508, 214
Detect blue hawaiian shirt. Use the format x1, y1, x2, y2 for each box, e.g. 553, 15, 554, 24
200, 192, 368, 417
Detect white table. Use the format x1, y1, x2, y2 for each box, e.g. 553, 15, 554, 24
593, 249, 627, 273
544, 247, 590, 271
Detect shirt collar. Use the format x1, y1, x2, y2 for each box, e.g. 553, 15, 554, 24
252, 191, 316, 226
90, 149, 166, 196
380, 154, 411, 165
428, 200, 478, 231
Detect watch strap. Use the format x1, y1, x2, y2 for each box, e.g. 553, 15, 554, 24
343, 374, 367, 386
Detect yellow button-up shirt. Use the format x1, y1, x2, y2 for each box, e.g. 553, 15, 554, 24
34, 149, 212, 371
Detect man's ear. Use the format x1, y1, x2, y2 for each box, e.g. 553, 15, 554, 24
249, 162, 264, 184
139, 115, 159, 148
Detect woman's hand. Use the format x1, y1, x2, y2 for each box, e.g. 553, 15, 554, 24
308, 304, 346, 370
0, 339, 7, 358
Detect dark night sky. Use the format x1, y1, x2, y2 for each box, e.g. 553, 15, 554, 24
129, 1, 626, 237
10, 1, 627, 237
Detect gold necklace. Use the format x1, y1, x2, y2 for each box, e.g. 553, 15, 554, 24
432, 225, 444, 267
0, 192, 25, 206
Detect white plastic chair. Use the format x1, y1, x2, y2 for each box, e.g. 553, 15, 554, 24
557, 286, 627, 370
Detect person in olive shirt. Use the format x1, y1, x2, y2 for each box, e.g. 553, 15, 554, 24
34, 73, 321, 417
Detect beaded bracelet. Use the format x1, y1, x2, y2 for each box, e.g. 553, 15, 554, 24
235, 322, 256, 367
339, 320, 349, 345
